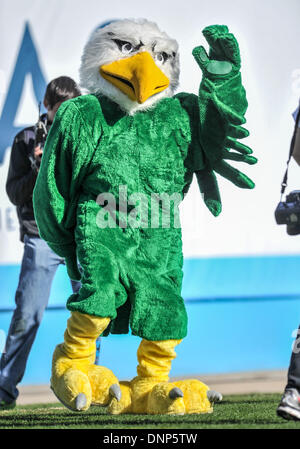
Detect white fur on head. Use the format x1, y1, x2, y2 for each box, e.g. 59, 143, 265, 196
79, 18, 180, 115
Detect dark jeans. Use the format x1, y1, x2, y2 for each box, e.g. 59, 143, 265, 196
0, 235, 82, 402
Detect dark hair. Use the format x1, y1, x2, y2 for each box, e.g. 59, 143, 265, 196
44, 76, 81, 109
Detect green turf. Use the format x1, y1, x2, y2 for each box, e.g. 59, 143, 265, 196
0, 393, 300, 429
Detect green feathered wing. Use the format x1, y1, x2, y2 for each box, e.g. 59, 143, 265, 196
192, 25, 257, 216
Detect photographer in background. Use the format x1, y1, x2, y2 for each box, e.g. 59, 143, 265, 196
0, 77, 81, 410
277, 101, 300, 421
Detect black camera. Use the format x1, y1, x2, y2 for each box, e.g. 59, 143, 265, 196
34, 121, 47, 168
275, 190, 300, 235
35, 122, 47, 150
32, 102, 48, 168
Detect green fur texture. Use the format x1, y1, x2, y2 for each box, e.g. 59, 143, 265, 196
33, 25, 256, 340
33, 94, 203, 340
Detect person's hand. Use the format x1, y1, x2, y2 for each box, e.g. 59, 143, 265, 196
32, 145, 43, 172
34, 145, 43, 160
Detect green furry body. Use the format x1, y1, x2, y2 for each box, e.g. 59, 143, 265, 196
33, 93, 204, 340
33, 25, 256, 341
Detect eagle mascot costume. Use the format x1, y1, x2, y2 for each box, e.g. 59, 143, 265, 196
33, 19, 256, 415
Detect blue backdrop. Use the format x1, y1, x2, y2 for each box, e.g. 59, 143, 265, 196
0, 255, 299, 384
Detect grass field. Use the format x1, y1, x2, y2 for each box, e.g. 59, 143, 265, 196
0, 393, 300, 429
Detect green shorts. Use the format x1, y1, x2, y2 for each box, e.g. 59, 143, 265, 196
67, 205, 187, 341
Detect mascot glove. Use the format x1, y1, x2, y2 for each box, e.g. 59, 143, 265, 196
192, 25, 257, 191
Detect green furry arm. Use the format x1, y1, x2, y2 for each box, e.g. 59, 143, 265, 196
176, 92, 222, 216
191, 25, 257, 214
33, 100, 98, 280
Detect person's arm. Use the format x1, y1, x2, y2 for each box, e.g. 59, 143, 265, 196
6, 133, 38, 206
33, 99, 98, 279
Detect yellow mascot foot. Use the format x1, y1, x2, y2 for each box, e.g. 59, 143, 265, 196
51, 344, 92, 412
51, 312, 121, 412
51, 343, 121, 412
174, 379, 222, 414
108, 378, 222, 415
108, 338, 188, 415
108, 377, 185, 415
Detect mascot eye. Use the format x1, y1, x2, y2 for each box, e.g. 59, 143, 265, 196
121, 42, 134, 54
155, 52, 169, 63
113, 39, 134, 54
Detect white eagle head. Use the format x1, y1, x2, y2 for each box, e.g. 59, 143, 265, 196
79, 18, 180, 114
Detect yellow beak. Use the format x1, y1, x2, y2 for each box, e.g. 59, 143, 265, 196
100, 51, 170, 104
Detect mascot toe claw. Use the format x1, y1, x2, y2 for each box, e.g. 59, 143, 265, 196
75, 393, 87, 411
169, 387, 184, 399
207, 390, 223, 403
148, 382, 186, 415
108, 381, 132, 415
109, 383, 122, 401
